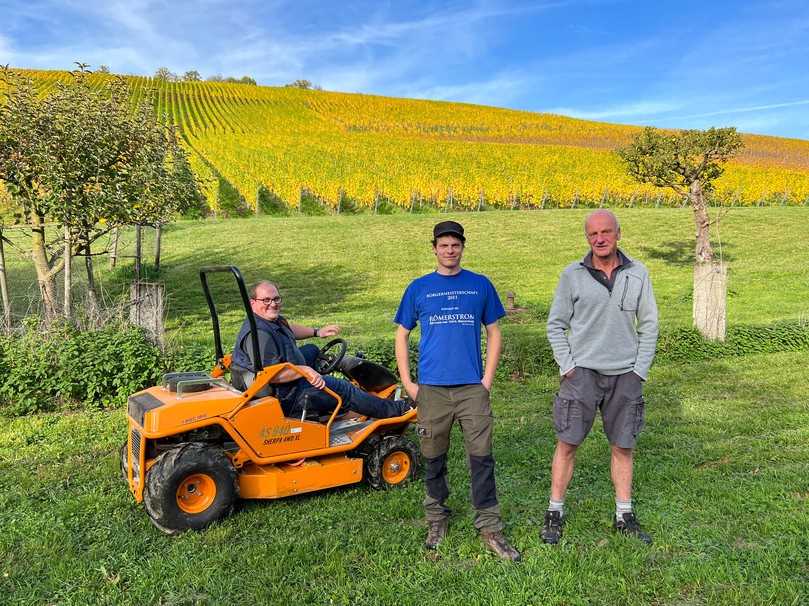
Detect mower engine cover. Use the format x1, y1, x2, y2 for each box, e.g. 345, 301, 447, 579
337, 355, 397, 393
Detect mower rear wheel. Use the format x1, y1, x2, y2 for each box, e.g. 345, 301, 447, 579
143, 443, 238, 534
365, 435, 419, 489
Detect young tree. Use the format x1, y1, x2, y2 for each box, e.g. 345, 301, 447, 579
0, 67, 202, 322
153, 67, 177, 81
285, 79, 314, 89
617, 127, 743, 341
183, 70, 201, 82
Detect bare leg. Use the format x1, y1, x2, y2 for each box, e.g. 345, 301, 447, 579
550, 440, 578, 501
610, 445, 634, 502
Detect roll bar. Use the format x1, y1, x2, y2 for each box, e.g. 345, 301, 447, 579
199, 266, 261, 374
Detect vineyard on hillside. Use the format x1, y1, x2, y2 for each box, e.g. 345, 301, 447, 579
9, 69, 809, 213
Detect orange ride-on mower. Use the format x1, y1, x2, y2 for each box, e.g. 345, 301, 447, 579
120, 265, 418, 534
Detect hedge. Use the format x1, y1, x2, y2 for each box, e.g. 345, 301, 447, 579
2, 319, 807, 416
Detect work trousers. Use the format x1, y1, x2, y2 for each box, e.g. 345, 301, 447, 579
416, 384, 503, 533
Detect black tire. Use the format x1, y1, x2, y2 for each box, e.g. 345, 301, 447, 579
119, 440, 129, 483
143, 442, 238, 534
365, 435, 420, 490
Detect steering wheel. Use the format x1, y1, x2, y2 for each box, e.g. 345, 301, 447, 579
314, 338, 348, 375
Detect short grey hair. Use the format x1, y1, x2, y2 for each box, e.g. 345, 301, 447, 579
584, 210, 621, 234
249, 280, 279, 299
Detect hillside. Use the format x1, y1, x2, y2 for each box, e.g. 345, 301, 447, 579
9, 69, 809, 212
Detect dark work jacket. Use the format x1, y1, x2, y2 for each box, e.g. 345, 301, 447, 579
232, 314, 306, 370
231, 314, 308, 401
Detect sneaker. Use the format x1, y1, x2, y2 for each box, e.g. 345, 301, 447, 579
613, 512, 652, 545
424, 519, 449, 550
480, 529, 521, 561
540, 509, 564, 545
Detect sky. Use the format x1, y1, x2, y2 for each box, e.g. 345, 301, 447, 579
1, 0, 808, 139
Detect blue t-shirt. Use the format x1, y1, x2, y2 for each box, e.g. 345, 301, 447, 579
394, 269, 505, 385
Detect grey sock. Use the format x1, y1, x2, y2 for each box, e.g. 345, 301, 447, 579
548, 499, 564, 516
616, 499, 632, 521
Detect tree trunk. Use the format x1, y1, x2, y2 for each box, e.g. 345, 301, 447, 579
30, 212, 59, 324
690, 180, 714, 263
689, 180, 726, 341
693, 261, 727, 341
64, 225, 72, 321
109, 227, 120, 268
0, 228, 11, 331
154, 224, 162, 271
84, 242, 99, 319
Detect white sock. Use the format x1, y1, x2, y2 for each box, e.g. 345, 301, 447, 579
548, 499, 564, 516
616, 499, 632, 521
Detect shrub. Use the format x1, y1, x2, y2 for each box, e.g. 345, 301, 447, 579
0, 321, 164, 416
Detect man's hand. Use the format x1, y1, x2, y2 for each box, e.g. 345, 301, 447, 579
299, 366, 325, 390
403, 380, 419, 401
481, 376, 493, 392
564, 367, 576, 379
317, 324, 340, 338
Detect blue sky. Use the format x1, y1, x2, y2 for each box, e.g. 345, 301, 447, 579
2, 0, 808, 139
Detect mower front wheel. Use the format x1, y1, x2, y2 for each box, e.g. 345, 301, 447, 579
143, 443, 238, 534
365, 435, 420, 490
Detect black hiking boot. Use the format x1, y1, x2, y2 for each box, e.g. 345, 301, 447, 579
613, 512, 652, 545
540, 509, 564, 545
424, 519, 449, 550
480, 529, 521, 561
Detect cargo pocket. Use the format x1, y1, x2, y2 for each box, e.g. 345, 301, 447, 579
553, 395, 572, 433
631, 397, 646, 436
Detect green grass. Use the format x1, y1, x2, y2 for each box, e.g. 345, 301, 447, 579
1, 209, 808, 604
1, 351, 807, 605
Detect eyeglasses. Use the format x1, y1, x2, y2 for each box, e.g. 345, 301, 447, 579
252, 296, 282, 306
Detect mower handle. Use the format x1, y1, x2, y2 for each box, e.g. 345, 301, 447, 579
199, 266, 261, 375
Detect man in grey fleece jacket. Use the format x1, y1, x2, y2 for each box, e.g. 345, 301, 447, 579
541, 210, 658, 545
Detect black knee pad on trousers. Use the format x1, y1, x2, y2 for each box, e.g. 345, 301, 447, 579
424, 454, 449, 502
469, 454, 498, 509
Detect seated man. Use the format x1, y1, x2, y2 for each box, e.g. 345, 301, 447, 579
231, 280, 411, 419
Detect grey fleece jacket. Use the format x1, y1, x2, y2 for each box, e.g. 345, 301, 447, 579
546, 252, 659, 379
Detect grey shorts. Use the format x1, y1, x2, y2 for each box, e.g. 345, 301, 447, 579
553, 368, 646, 449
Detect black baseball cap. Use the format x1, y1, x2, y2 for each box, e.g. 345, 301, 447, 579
433, 220, 465, 242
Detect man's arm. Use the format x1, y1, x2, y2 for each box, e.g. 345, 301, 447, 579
266, 365, 325, 389
289, 323, 340, 340
632, 272, 659, 380
395, 324, 418, 400
482, 321, 502, 391
546, 270, 576, 376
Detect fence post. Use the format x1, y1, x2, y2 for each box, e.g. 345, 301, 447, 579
63, 225, 72, 321
134, 225, 142, 282
0, 227, 11, 332
154, 224, 162, 271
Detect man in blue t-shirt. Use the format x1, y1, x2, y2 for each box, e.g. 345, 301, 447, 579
394, 221, 520, 561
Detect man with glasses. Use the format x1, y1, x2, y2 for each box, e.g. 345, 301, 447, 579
232, 280, 412, 419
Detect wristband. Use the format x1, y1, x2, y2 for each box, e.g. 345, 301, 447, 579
313, 327, 319, 337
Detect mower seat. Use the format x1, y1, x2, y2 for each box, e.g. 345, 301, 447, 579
230, 363, 274, 398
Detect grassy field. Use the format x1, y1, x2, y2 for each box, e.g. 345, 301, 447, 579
7, 69, 809, 210
1, 209, 808, 605
0, 351, 807, 605
4, 208, 808, 347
